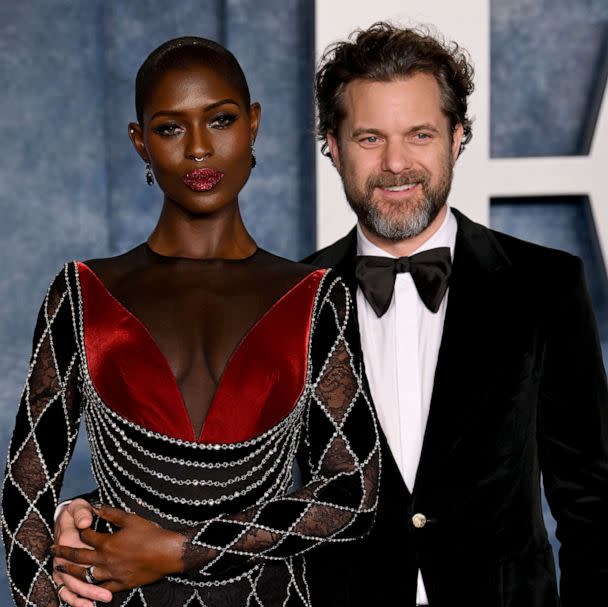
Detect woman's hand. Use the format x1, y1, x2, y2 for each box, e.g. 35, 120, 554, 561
52, 505, 186, 593
52, 499, 113, 606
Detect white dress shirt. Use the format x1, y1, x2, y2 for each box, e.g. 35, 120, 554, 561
356, 207, 457, 605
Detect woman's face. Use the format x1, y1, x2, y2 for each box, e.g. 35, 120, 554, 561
130, 64, 260, 215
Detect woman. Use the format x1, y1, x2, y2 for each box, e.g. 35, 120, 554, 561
1, 37, 380, 606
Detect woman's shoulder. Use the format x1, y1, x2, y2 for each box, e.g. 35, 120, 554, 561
248, 249, 329, 299
256, 249, 320, 279
42, 248, 138, 301
259, 250, 349, 302
71, 244, 151, 294
259, 251, 351, 316
81, 244, 146, 275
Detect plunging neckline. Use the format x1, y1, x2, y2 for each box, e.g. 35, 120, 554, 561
77, 261, 320, 442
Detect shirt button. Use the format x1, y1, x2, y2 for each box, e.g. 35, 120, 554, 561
412, 513, 427, 528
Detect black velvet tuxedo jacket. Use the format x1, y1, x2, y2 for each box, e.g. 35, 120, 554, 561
302, 209, 608, 607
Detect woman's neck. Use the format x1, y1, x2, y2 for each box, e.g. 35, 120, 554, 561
147, 201, 257, 260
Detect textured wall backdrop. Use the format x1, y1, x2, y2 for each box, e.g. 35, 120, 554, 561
490, 0, 608, 398
0, 2, 314, 602
491, 0, 608, 572
1, 0, 607, 603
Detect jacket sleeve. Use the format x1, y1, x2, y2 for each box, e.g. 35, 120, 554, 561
179, 272, 381, 576
2, 265, 83, 607
538, 255, 608, 604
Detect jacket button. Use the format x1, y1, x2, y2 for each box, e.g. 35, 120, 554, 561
412, 513, 427, 528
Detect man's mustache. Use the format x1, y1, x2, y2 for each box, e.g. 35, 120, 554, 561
366, 172, 429, 189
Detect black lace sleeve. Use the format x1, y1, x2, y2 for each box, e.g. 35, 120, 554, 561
2, 265, 83, 607
180, 272, 381, 576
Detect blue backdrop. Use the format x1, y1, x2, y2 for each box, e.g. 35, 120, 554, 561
491, 0, 608, 576
1, 0, 606, 602
0, 2, 314, 601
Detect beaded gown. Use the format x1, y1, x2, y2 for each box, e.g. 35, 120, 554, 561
2, 245, 380, 607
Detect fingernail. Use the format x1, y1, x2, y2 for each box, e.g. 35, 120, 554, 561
54, 564, 66, 573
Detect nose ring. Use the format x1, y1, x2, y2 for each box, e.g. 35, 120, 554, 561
192, 154, 208, 162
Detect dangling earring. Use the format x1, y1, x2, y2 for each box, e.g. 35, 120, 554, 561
251, 141, 257, 169
145, 162, 154, 186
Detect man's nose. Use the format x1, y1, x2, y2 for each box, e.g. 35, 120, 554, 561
381, 139, 413, 174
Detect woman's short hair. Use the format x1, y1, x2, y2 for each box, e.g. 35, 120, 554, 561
315, 22, 475, 156
135, 36, 251, 125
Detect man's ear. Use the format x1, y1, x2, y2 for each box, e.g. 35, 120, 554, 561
451, 123, 464, 163
326, 132, 341, 171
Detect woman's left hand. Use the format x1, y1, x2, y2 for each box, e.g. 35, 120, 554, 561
51, 505, 186, 593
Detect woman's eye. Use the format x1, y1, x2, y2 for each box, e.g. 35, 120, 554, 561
210, 113, 238, 128
152, 123, 183, 136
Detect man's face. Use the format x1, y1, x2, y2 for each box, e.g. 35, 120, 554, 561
327, 73, 463, 241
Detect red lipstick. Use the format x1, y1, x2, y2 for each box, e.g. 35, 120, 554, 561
183, 168, 224, 192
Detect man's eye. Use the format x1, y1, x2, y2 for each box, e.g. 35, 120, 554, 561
153, 123, 183, 136
414, 132, 430, 141
210, 113, 238, 128
360, 136, 379, 144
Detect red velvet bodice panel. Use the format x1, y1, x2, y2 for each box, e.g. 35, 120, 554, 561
78, 262, 325, 444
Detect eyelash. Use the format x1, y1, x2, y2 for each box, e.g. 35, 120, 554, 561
358, 136, 381, 145
153, 122, 183, 136
210, 112, 238, 128
152, 113, 238, 137
358, 132, 433, 145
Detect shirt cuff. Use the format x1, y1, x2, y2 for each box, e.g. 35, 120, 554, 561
54, 500, 72, 522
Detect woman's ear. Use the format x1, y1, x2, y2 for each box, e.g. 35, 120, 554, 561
248, 102, 261, 144
128, 123, 149, 162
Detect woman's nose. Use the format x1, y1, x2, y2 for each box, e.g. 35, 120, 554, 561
186, 128, 212, 161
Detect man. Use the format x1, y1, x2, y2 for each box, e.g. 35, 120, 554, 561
54, 22, 608, 607
302, 21, 608, 607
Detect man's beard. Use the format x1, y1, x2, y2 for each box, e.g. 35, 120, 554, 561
341, 162, 454, 241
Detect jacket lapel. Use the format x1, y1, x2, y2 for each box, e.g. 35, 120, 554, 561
413, 209, 513, 494
310, 211, 514, 500
327, 228, 359, 301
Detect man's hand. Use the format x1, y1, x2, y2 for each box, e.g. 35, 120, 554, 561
52, 499, 113, 606
51, 505, 186, 593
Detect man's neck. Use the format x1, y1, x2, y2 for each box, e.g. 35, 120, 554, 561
360, 205, 448, 257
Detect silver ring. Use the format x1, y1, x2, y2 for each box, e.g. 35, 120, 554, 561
56, 582, 66, 598
85, 565, 100, 585
193, 156, 207, 162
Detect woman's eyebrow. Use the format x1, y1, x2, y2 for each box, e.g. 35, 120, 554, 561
150, 99, 240, 120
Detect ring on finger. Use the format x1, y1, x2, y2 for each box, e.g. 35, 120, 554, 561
85, 565, 100, 585
56, 582, 66, 598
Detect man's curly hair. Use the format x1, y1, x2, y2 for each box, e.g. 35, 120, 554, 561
315, 22, 475, 157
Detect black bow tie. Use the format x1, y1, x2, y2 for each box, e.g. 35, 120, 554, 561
355, 248, 452, 317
